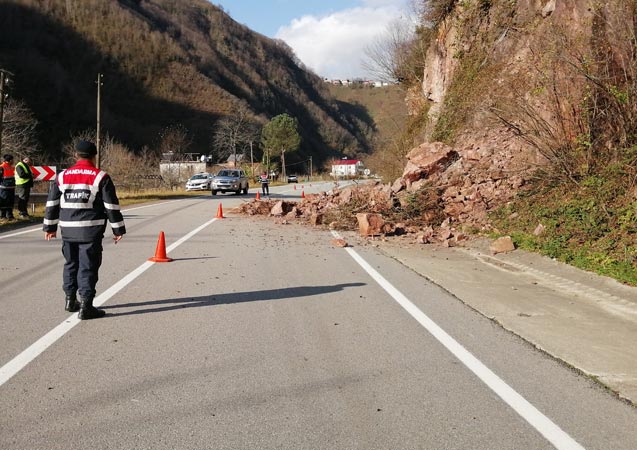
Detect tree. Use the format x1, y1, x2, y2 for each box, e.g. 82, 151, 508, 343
212, 103, 260, 167
1, 99, 40, 160
157, 124, 192, 161
362, 11, 424, 84
261, 113, 301, 180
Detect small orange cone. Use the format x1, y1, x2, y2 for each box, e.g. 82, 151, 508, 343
256, 192, 261, 200
301, 190, 305, 199
148, 231, 173, 262
293, 184, 296, 190
216, 203, 225, 219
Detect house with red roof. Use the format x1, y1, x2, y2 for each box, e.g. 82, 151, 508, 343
331, 159, 365, 177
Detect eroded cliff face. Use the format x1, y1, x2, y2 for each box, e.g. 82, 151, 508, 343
399, 0, 596, 228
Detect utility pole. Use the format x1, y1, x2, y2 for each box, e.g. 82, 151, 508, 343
249, 141, 254, 178
96, 73, 103, 168
0, 69, 14, 154
281, 148, 286, 181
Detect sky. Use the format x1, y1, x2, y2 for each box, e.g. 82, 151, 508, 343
216, 0, 412, 80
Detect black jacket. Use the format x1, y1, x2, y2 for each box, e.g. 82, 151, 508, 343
43, 159, 126, 242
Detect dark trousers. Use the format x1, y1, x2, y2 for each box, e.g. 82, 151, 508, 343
261, 183, 269, 195
62, 239, 103, 299
16, 185, 31, 216
0, 188, 15, 218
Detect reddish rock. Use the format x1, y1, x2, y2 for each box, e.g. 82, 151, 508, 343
533, 223, 546, 236
402, 142, 460, 183
310, 213, 323, 226
270, 201, 285, 216
356, 213, 386, 236
490, 236, 516, 254
331, 238, 348, 247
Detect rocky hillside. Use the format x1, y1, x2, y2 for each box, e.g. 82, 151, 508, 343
0, 0, 370, 165
391, 0, 637, 282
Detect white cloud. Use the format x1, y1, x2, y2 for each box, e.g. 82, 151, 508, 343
275, 2, 409, 80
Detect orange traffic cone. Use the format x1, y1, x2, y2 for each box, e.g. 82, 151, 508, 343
293, 184, 296, 190
301, 190, 305, 199
216, 203, 225, 219
148, 231, 173, 262
256, 192, 261, 200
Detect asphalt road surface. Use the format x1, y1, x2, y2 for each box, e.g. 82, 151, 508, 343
1, 182, 636, 450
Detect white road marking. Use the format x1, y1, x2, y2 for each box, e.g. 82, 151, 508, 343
331, 230, 585, 450
0, 225, 41, 240
0, 217, 218, 387
0, 200, 185, 240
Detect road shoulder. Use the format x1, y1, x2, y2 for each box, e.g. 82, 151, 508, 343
348, 233, 637, 406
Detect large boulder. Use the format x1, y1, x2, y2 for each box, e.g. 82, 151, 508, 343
356, 213, 388, 236
402, 142, 460, 185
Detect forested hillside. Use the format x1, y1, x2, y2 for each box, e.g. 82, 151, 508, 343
0, 0, 371, 166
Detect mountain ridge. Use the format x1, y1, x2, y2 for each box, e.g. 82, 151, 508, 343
0, 0, 372, 167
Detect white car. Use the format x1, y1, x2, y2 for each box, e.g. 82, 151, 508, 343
186, 173, 213, 191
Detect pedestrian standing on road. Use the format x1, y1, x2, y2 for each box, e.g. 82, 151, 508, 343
259, 171, 269, 196
43, 140, 126, 320
15, 155, 34, 218
0, 154, 16, 220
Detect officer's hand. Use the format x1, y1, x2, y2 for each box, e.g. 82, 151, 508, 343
45, 232, 56, 240
113, 235, 123, 244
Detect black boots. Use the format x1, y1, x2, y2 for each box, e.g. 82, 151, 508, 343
65, 293, 79, 312
78, 296, 105, 320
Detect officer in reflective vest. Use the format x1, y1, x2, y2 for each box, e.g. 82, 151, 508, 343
15, 155, 34, 218
43, 141, 126, 320
259, 171, 270, 195
0, 154, 16, 220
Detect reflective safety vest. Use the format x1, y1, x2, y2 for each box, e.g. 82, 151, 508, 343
0, 162, 15, 188
14, 161, 33, 186
43, 159, 126, 242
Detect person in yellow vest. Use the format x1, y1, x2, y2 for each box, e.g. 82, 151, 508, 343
15, 155, 34, 218
0, 154, 16, 220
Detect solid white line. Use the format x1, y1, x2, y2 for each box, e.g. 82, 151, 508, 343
0, 200, 186, 241
331, 231, 585, 450
0, 226, 41, 240
0, 217, 219, 387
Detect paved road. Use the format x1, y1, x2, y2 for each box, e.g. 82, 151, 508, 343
1, 183, 636, 449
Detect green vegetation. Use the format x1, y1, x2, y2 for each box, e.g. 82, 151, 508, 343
261, 113, 301, 178
491, 174, 637, 285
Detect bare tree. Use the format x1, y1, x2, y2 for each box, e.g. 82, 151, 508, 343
1, 99, 40, 159
362, 1, 428, 84
158, 124, 192, 161
212, 103, 260, 166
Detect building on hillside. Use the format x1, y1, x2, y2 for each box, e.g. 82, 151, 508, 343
330, 159, 365, 177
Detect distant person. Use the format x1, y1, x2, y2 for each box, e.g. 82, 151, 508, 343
259, 171, 269, 196
44, 141, 126, 319
0, 154, 16, 220
15, 155, 34, 218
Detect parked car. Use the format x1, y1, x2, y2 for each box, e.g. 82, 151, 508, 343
211, 169, 249, 195
287, 175, 298, 183
185, 173, 213, 191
